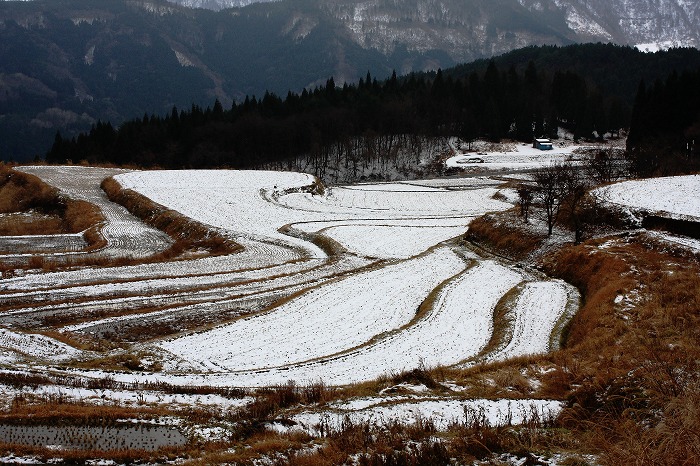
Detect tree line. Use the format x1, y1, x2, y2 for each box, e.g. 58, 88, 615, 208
46, 60, 628, 170
627, 68, 700, 176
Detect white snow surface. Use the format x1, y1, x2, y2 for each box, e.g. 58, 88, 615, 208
158, 246, 468, 372
288, 398, 564, 433
157, 258, 523, 386
646, 230, 700, 251
116, 169, 511, 261
18, 166, 173, 259
0, 382, 251, 410
116, 169, 326, 258
595, 175, 700, 221
318, 224, 468, 258
0, 329, 81, 362
487, 281, 572, 362
263, 259, 524, 383
445, 142, 580, 171
0, 168, 578, 390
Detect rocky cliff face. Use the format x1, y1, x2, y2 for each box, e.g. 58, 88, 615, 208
320, 0, 575, 73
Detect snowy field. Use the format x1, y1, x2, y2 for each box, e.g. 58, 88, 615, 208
0, 165, 582, 435
17, 166, 173, 259
445, 141, 582, 171
287, 398, 564, 433
595, 174, 700, 221
157, 246, 468, 372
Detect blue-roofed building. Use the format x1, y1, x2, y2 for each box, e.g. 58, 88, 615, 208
533, 138, 553, 150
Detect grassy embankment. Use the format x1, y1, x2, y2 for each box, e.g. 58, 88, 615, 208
0, 165, 103, 239
463, 207, 700, 464
0, 165, 241, 274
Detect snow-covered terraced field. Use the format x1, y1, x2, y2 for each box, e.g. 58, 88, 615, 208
172, 259, 525, 386
0, 240, 306, 293
595, 174, 700, 221
0, 233, 87, 256
0, 328, 81, 362
158, 246, 468, 372
18, 166, 173, 260
288, 398, 564, 433
116, 170, 328, 259
281, 184, 509, 217
1, 167, 578, 398
445, 143, 581, 171
485, 281, 575, 362
316, 224, 469, 258
0, 256, 372, 338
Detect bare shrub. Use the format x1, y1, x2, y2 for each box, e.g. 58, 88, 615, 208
586, 147, 628, 184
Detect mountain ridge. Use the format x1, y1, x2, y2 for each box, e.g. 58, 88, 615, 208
1, 0, 699, 161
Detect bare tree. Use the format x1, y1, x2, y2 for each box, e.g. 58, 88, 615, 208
559, 164, 592, 243
516, 183, 534, 223
587, 147, 628, 184
532, 164, 568, 236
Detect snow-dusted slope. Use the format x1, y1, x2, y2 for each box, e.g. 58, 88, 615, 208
517, 0, 700, 49
166, 0, 699, 54
595, 174, 700, 221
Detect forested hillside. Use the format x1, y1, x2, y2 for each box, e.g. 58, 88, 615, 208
3, 0, 700, 162
45, 64, 611, 169
627, 68, 700, 175
47, 44, 700, 173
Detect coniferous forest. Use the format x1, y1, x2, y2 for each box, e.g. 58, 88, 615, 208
46, 44, 700, 175
627, 69, 700, 176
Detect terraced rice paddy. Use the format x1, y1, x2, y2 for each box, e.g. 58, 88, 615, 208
0, 423, 187, 451
0, 166, 581, 450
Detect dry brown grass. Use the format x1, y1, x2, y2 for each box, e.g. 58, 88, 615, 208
182, 431, 313, 466
0, 442, 186, 465
460, 206, 700, 464
0, 166, 107, 274
0, 393, 233, 462
539, 239, 635, 350
1, 397, 166, 426
536, 235, 700, 465
0, 166, 104, 240
465, 211, 546, 261
0, 213, 63, 236
268, 410, 569, 466
0, 165, 56, 214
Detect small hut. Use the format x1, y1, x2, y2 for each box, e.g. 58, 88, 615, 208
533, 138, 553, 150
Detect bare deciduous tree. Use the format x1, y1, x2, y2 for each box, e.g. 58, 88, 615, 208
558, 164, 592, 243
532, 164, 568, 236
587, 147, 628, 184
516, 183, 534, 223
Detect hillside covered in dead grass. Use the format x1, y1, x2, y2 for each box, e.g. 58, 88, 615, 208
465, 203, 700, 464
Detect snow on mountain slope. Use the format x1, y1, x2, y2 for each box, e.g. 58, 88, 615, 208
172, 0, 278, 9
517, 0, 700, 49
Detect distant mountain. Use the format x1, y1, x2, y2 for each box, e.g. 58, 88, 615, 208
165, 0, 700, 52
172, 0, 277, 9
0, 0, 699, 161
515, 0, 700, 50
